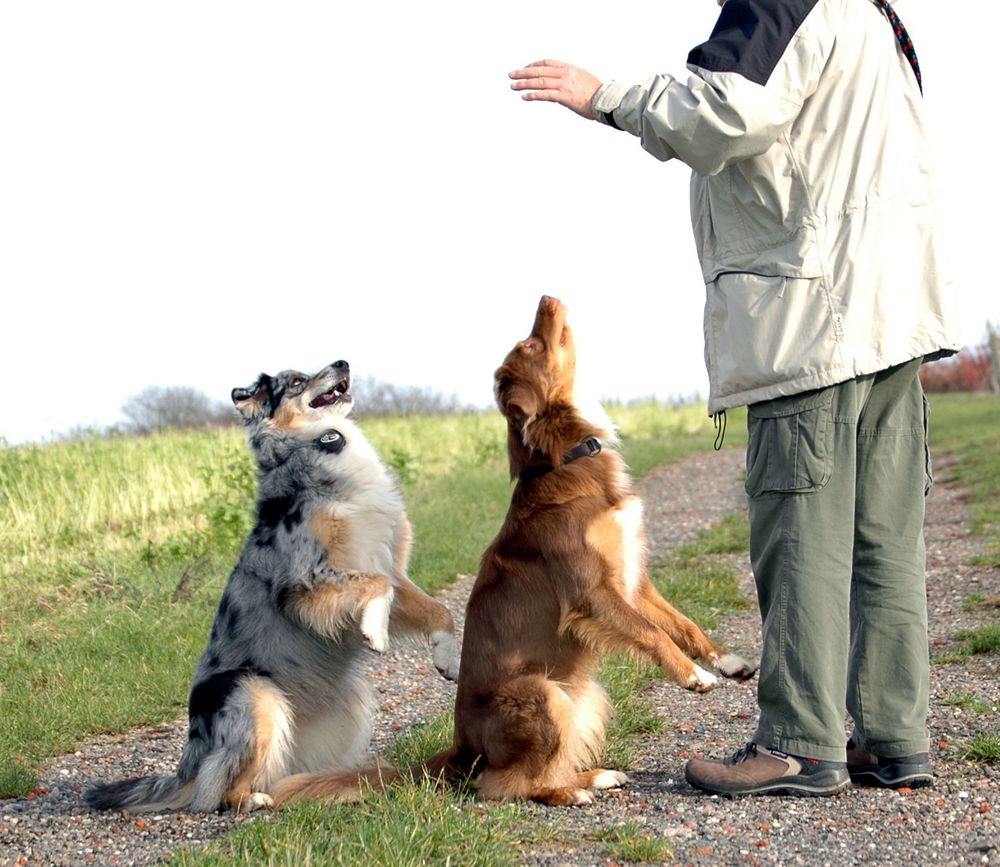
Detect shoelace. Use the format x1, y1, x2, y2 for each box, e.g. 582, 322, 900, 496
725, 742, 758, 765
873, 0, 922, 94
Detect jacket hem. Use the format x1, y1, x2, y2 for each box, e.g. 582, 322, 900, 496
706, 343, 960, 415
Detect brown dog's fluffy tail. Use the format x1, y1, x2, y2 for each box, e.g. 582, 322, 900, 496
272, 747, 465, 807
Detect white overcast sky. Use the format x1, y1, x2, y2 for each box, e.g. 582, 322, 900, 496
1, 1, 994, 444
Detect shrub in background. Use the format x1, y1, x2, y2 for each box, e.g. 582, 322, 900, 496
920, 341, 996, 393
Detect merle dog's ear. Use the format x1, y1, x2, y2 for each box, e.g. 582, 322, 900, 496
232, 374, 272, 421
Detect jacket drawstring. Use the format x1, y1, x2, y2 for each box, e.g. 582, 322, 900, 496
713, 410, 727, 451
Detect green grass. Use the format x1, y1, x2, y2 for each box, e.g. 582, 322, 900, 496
934, 623, 1000, 664
927, 393, 1000, 567
937, 690, 993, 714
963, 594, 1000, 613
650, 514, 752, 630
955, 622, 1000, 655
957, 732, 1000, 764
169, 782, 530, 867
384, 712, 455, 769
592, 820, 674, 863
925, 395, 1000, 667
600, 655, 666, 770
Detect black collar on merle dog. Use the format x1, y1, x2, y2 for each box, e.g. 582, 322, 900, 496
314, 429, 345, 454
519, 437, 602, 483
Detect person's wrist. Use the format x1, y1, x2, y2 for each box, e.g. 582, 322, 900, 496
591, 82, 626, 128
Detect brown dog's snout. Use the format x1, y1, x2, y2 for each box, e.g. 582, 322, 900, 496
530, 295, 567, 342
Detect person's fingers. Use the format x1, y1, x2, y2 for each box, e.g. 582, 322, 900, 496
518, 89, 561, 103
509, 75, 557, 92
509, 65, 564, 83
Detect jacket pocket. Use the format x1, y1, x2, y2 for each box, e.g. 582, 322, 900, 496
705, 272, 835, 401
745, 388, 834, 497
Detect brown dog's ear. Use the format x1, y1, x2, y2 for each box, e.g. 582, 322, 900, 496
498, 381, 538, 429
231, 374, 272, 421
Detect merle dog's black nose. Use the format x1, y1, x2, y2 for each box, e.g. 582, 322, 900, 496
333, 360, 349, 371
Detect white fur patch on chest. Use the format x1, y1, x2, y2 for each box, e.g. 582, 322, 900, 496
614, 497, 644, 604
323, 501, 399, 575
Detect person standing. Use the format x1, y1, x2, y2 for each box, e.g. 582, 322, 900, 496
510, 0, 959, 796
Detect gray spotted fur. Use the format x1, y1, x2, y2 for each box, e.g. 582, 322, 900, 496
84, 361, 447, 812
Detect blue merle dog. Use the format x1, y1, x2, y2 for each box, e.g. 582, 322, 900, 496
84, 360, 460, 813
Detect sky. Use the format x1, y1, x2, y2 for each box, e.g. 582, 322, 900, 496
1, 1, 995, 444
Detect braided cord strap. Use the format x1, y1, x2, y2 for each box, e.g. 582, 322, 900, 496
874, 0, 923, 94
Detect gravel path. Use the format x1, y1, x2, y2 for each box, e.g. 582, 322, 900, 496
1, 448, 997, 866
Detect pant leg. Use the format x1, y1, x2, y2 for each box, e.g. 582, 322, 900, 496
746, 377, 871, 762
848, 358, 931, 758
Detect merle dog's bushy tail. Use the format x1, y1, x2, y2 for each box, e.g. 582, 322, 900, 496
83, 774, 195, 813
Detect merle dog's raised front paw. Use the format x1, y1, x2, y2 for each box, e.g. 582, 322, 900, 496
713, 652, 758, 682
360, 595, 391, 653
431, 631, 461, 681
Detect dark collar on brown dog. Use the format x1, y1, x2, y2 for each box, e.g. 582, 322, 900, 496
519, 437, 602, 483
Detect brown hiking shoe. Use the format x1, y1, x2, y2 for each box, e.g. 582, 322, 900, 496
685, 742, 850, 797
846, 738, 934, 789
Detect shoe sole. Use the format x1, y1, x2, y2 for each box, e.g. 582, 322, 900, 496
685, 768, 851, 798
849, 768, 934, 790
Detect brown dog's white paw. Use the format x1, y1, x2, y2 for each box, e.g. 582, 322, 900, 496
237, 792, 274, 813
590, 770, 629, 790
686, 665, 719, 693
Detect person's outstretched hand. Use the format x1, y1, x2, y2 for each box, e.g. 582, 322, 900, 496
508, 60, 603, 119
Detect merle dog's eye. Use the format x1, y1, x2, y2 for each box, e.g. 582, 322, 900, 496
290, 377, 305, 389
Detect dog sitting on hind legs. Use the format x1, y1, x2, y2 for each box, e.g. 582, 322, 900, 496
82, 359, 460, 813
273, 296, 756, 808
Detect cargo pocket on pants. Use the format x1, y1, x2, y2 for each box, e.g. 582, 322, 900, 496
745, 388, 834, 497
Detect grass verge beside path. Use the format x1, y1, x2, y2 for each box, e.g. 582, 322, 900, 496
927, 393, 1000, 567
926, 393, 1000, 768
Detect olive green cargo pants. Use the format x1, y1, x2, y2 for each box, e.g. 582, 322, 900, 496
745, 358, 932, 762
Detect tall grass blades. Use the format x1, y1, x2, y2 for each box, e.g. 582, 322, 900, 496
0, 428, 244, 577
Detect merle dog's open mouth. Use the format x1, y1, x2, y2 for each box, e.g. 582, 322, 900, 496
309, 376, 351, 408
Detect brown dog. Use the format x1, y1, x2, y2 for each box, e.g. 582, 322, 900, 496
274, 296, 755, 807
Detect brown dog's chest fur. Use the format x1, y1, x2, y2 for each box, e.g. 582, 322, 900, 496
457, 450, 638, 693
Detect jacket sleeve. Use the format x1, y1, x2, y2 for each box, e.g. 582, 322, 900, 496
592, 0, 835, 176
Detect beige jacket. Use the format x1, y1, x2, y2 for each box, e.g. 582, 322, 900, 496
592, 0, 960, 413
